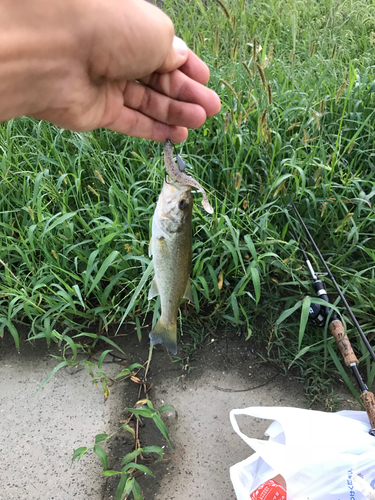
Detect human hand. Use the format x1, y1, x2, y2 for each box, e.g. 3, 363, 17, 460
0, 0, 221, 142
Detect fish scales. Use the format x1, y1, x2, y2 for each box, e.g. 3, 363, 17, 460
148, 175, 193, 355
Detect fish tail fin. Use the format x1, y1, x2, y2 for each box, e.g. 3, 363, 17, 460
149, 318, 177, 355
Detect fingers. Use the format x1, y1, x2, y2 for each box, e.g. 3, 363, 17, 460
122, 81, 207, 129
176, 49, 211, 85
157, 44, 211, 85
106, 106, 189, 143
103, 78, 208, 141
104, 64, 220, 141
140, 69, 221, 118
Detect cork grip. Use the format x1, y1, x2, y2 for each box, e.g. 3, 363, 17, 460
360, 392, 375, 429
329, 320, 358, 366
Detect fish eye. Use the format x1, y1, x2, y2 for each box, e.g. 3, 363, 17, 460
179, 199, 189, 210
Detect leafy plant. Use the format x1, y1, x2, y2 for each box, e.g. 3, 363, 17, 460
72, 400, 176, 500
33, 329, 143, 394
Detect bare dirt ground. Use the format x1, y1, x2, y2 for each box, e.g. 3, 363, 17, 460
0, 326, 360, 500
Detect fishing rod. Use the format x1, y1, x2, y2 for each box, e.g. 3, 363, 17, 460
291, 227, 367, 388
290, 200, 375, 363
289, 205, 375, 434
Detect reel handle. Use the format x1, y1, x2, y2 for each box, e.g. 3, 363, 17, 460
329, 320, 358, 366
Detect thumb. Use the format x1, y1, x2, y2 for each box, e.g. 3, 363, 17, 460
157, 36, 189, 73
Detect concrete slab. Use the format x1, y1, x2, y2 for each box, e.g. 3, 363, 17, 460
1, 329, 359, 500
0, 333, 125, 500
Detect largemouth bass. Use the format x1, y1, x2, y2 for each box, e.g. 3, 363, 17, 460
148, 176, 193, 355
164, 139, 214, 214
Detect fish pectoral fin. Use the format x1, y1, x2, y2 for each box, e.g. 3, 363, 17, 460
183, 279, 194, 303
149, 319, 177, 355
149, 237, 153, 257
148, 279, 159, 300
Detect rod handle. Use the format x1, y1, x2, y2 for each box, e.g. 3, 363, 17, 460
360, 391, 375, 430
329, 320, 358, 366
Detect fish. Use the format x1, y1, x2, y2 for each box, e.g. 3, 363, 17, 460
163, 139, 214, 214
148, 175, 194, 355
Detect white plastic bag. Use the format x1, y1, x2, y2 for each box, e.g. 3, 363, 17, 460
230, 406, 375, 500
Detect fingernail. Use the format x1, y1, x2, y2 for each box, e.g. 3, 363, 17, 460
173, 36, 188, 55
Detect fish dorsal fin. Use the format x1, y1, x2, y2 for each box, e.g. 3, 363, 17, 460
183, 279, 194, 303
148, 278, 159, 300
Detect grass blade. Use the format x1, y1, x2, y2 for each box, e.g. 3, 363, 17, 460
117, 260, 154, 332
87, 251, 119, 296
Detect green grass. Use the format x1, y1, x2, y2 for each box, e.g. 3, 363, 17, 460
1, 0, 375, 401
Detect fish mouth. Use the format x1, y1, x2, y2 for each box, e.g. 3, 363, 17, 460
165, 174, 179, 185
165, 174, 188, 186
163, 175, 191, 194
